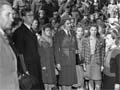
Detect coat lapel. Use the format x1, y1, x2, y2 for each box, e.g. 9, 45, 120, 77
23, 24, 38, 45
60, 29, 67, 39
23, 24, 36, 40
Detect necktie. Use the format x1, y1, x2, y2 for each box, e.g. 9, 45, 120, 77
68, 30, 71, 37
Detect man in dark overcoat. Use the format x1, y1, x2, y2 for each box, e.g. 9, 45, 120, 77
12, 8, 44, 90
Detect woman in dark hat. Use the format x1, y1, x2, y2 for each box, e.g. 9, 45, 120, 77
54, 17, 77, 90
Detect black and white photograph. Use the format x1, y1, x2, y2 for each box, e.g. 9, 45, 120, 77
0, 0, 120, 90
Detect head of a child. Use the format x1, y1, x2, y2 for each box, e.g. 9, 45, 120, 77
76, 25, 84, 37
42, 23, 52, 37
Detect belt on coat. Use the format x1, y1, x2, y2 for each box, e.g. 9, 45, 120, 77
61, 48, 76, 51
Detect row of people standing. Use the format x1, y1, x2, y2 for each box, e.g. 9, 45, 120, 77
12, 6, 106, 90
4, 4, 120, 90
1, 0, 120, 90
35, 17, 106, 90
36, 17, 120, 90
12, 8, 44, 89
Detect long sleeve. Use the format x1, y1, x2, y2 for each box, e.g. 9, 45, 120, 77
101, 39, 106, 66
13, 28, 24, 54
54, 32, 61, 65
38, 45, 46, 68
81, 38, 85, 63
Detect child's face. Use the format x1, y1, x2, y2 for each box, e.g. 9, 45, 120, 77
65, 20, 71, 30
76, 27, 83, 36
90, 26, 97, 36
44, 27, 51, 36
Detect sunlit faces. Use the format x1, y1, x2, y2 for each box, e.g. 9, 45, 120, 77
76, 27, 84, 37
12, 9, 16, 19
0, 5, 14, 30
64, 20, 71, 30
89, 14, 94, 21
39, 10, 44, 18
90, 26, 97, 36
32, 19, 38, 31
24, 11, 34, 25
44, 27, 52, 37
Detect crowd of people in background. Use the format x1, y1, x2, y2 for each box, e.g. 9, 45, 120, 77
1, 0, 120, 90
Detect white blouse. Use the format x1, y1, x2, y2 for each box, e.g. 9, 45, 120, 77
90, 37, 96, 55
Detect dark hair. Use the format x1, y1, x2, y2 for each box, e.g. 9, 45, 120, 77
32, 17, 39, 28
88, 23, 100, 37
49, 18, 57, 24
98, 24, 106, 34
76, 24, 84, 35
89, 23, 98, 30
38, 9, 45, 15
21, 8, 32, 17
60, 16, 71, 26
42, 23, 51, 31
76, 24, 84, 30
33, 17, 39, 22
12, 17, 22, 27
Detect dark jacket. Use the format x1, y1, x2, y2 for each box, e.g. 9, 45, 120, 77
110, 48, 120, 84
12, 23, 43, 89
54, 29, 77, 85
38, 37, 56, 84
54, 29, 77, 66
